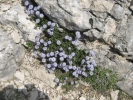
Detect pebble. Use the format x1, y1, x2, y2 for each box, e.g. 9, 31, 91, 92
79, 96, 86, 100
110, 90, 119, 100
14, 71, 25, 82
10, 31, 21, 43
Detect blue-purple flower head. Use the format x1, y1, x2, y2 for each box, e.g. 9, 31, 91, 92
75, 31, 81, 39
47, 21, 52, 26
43, 24, 47, 29
40, 14, 44, 18
51, 23, 56, 28
35, 11, 40, 16
50, 52, 54, 56
46, 64, 51, 68
25, 1, 29, 6
47, 40, 52, 45
40, 53, 46, 58
28, 5, 33, 10
54, 78, 59, 83
30, 10, 34, 15
34, 7, 37, 11
43, 47, 47, 51
36, 18, 40, 23
91, 60, 97, 66
42, 58, 46, 62
90, 50, 95, 57
35, 45, 39, 49
40, 39, 44, 43
35, 5, 40, 9
56, 40, 61, 45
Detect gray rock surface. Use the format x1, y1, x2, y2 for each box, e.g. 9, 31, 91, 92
0, 28, 25, 81
0, 4, 40, 43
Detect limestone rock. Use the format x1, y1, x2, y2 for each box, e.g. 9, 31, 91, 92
110, 4, 125, 20
0, 4, 40, 42
110, 90, 119, 100
0, 28, 25, 81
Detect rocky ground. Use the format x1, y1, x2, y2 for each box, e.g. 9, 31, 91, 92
0, 0, 133, 100
0, 51, 131, 100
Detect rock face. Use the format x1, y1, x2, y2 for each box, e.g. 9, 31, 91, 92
0, 4, 40, 43
34, 0, 133, 96
0, 28, 25, 81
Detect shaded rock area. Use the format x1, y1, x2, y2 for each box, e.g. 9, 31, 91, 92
34, 0, 133, 96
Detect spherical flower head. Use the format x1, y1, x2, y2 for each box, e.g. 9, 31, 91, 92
62, 62, 66, 66
48, 69, 53, 73
90, 71, 93, 76
50, 52, 54, 56
55, 51, 59, 55
68, 65, 72, 69
69, 61, 73, 65
68, 37, 72, 41
53, 62, 58, 67
43, 47, 47, 51
63, 54, 67, 58
72, 40, 78, 46
72, 66, 77, 70
68, 55, 72, 59
71, 52, 75, 57
46, 53, 50, 57
70, 81, 74, 85
90, 50, 95, 57
86, 61, 90, 65
52, 57, 56, 62
68, 47, 71, 50
35, 11, 40, 16
56, 40, 61, 45
46, 64, 51, 68
43, 42, 48, 46
65, 35, 69, 40
43, 24, 47, 29
30, 10, 34, 14
75, 31, 81, 39
35, 45, 39, 49
29, 5, 33, 10
37, 6, 41, 10
51, 23, 56, 28
59, 47, 63, 51
24, 1, 29, 6
54, 78, 59, 83
59, 52, 64, 57
40, 14, 44, 18
85, 56, 90, 60
49, 32, 54, 36
36, 18, 40, 23
91, 60, 97, 66
36, 41, 40, 45
47, 21, 52, 26
35, 37, 39, 42
40, 53, 46, 58
26, 10, 30, 15
34, 7, 37, 11
58, 83, 62, 86
75, 74, 79, 77
60, 57, 64, 61
72, 71, 76, 76
81, 59, 85, 64
42, 58, 46, 62
47, 40, 52, 45
89, 65, 94, 71
40, 39, 44, 43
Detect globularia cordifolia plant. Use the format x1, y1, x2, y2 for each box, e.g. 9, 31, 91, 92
23, 0, 118, 92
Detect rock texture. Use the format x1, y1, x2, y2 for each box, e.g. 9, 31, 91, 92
0, 4, 40, 43
34, 0, 133, 96
0, 28, 25, 81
